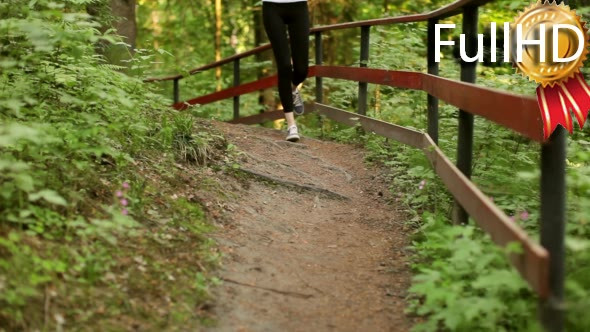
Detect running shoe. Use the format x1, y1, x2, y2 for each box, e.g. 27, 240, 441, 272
286, 125, 300, 142
293, 89, 304, 115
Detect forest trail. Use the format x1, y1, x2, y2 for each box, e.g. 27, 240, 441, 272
208, 122, 413, 332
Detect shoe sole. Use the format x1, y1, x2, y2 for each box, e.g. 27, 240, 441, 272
294, 106, 304, 116
286, 135, 300, 142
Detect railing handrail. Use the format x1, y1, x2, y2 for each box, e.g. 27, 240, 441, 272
143, 0, 493, 83
144, 44, 272, 83
172, 65, 545, 141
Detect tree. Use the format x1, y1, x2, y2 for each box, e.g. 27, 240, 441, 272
88, 0, 137, 66
110, 0, 137, 50
253, 5, 277, 113
214, 0, 223, 90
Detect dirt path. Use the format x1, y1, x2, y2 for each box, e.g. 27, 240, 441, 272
207, 122, 413, 332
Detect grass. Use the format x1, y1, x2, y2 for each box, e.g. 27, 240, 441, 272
0, 130, 234, 330
0, 2, 235, 328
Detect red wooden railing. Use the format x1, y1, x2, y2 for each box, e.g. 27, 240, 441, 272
145, 1, 570, 330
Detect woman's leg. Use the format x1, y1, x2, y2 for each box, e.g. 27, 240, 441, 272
287, 3, 310, 87
284, 111, 296, 129
262, 3, 295, 114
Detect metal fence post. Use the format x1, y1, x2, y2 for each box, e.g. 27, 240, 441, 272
233, 59, 240, 120
358, 25, 370, 115
173, 78, 180, 104
454, 6, 478, 225
427, 18, 440, 145
539, 128, 566, 332
315, 31, 324, 104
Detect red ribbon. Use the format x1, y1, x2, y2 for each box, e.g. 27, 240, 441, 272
536, 73, 590, 139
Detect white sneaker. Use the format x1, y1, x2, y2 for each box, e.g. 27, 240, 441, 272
286, 125, 300, 142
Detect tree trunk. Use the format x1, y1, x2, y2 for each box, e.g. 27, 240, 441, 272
110, 0, 137, 50
88, 0, 136, 67
254, 6, 277, 114
215, 0, 223, 91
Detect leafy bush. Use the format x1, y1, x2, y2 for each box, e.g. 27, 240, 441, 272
0, 1, 223, 329
408, 214, 539, 332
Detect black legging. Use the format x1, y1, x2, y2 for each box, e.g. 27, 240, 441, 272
262, 1, 310, 113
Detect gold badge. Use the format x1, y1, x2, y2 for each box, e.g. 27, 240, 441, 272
512, 1, 588, 87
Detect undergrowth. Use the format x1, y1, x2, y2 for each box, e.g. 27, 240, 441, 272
0, 1, 231, 330
308, 14, 590, 331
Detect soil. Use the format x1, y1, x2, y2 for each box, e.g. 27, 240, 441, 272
207, 122, 413, 332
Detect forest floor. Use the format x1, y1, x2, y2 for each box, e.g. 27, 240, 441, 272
206, 121, 415, 331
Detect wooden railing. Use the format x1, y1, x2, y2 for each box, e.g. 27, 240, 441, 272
145, 1, 569, 330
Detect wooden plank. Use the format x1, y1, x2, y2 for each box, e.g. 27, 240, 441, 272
173, 75, 276, 110
315, 65, 423, 90
173, 67, 317, 111
421, 74, 544, 142
314, 66, 544, 142
421, 134, 549, 297
228, 109, 285, 125
313, 103, 425, 148
144, 44, 273, 83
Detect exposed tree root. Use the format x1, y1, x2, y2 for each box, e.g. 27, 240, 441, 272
238, 167, 350, 200
243, 152, 316, 181
220, 277, 314, 299
274, 140, 308, 149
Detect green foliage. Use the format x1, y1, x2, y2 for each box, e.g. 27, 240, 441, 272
0, 0, 223, 329
1, 0, 156, 235
169, 115, 210, 165
408, 214, 539, 332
